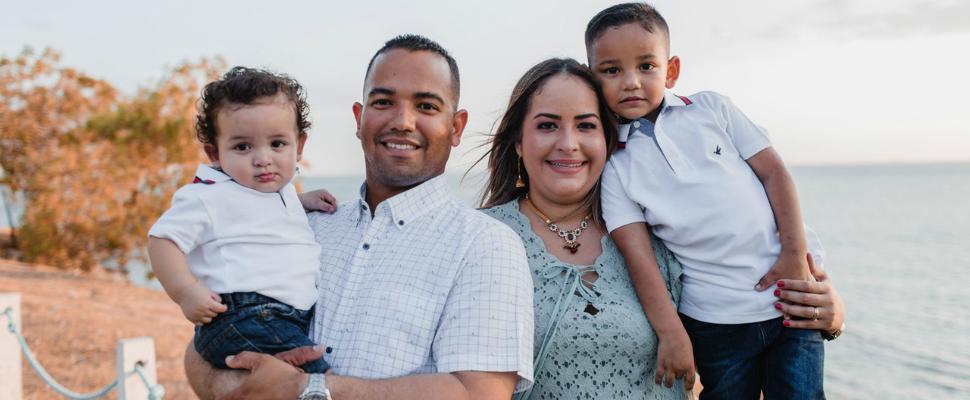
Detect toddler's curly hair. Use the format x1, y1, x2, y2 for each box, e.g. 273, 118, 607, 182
195, 66, 311, 145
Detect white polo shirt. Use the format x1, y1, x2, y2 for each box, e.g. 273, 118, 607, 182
307, 175, 534, 391
148, 164, 320, 310
601, 91, 823, 324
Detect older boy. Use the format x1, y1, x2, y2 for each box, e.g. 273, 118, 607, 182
589, 3, 826, 399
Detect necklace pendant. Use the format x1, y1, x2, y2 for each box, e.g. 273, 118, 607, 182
564, 242, 580, 254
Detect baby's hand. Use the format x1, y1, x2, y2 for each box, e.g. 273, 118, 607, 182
298, 189, 337, 213
177, 282, 227, 325
755, 252, 813, 291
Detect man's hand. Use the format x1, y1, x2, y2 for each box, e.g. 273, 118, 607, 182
298, 189, 337, 213
176, 282, 227, 325
221, 352, 309, 400
655, 328, 697, 391
274, 345, 326, 369
755, 251, 813, 291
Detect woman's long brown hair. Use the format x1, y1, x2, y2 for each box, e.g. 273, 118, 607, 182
472, 58, 618, 227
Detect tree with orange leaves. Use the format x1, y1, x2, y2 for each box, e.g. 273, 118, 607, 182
0, 47, 224, 272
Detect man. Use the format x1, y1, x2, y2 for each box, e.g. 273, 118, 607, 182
184, 34, 534, 400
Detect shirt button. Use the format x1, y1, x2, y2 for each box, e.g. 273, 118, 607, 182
398, 220, 405, 226
633, 121, 641, 129
362, 243, 370, 250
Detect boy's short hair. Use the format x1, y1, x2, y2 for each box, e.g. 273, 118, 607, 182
364, 34, 461, 105
585, 2, 670, 49
196, 66, 311, 145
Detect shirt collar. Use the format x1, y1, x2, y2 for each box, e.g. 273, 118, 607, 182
194, 164, 233, 183
663, 91, 691, 107
617, 91, 691, 143
354, 174, 451, 228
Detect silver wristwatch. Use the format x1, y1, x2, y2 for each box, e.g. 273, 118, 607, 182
298, 373, 332, 400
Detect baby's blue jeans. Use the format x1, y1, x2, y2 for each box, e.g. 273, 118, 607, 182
194, 292, 329, 373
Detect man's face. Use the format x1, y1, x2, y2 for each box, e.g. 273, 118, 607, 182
353, 49, 468, 191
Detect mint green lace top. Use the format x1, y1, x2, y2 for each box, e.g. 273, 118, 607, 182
483, 200, 686, 400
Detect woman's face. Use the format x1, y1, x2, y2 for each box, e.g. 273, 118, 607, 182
516, 74, 608, 207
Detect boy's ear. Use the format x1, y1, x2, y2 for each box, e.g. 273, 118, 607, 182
665, 56, 681, 89
203, 143, 220, 166
296, 134, 308, 161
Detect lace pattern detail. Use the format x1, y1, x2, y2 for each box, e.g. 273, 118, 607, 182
483, 200, 686, 400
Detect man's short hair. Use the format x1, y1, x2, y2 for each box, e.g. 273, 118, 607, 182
196, 66, 311, 145
585, 2, 670, 49
364, 34, 461, 105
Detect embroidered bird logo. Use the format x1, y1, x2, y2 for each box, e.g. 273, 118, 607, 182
713, 146, 722, 156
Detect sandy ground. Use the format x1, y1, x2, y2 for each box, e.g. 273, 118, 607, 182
0, 258, 197, 399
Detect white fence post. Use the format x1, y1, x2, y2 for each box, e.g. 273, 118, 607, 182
0, 292, 22, 400
116, 337, 157, 400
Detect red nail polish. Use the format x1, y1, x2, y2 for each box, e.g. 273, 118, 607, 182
774, 302, 782, 310
783, 320, 791, 327
777, 281, 785, 288
773, 289, 781, 297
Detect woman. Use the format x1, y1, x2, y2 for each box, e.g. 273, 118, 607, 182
476, 58, 845, 399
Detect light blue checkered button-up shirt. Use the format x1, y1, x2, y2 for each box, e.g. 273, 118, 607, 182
307, 175, 534, 391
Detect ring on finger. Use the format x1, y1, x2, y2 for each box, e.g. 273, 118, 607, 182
812, 306, 820, 321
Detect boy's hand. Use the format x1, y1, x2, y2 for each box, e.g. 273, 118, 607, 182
655, 328, 697, 391
298, 189, 337, 213
755, 252, 813, 291
176, 282, 227, 325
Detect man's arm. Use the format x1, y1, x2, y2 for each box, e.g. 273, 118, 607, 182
184, 343, 248, 400
219, 348, 516, 400
748, 146, 813, 291
328, 369, 516, 399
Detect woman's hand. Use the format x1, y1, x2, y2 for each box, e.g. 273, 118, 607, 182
298, 189, 337, 212
774, 254, 845, 333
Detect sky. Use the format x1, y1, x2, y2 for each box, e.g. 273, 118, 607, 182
3, 0, 969, 176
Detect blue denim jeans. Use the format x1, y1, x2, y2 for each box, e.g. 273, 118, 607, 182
194, 292, 328, 373
680, 314, 825, 400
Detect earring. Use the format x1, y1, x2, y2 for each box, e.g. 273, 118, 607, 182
515, 157, 526, 188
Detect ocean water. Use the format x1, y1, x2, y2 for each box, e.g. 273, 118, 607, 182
4, 163, 969, 398
301, 164, 970, 399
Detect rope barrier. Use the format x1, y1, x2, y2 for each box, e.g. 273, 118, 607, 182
133, 363, 166, 400
1, 306, 164, 399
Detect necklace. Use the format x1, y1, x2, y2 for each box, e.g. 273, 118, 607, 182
524, 195, 592, 254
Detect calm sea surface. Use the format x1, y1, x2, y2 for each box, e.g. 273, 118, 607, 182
5, 163, 969, 399
307, 163, 970, 399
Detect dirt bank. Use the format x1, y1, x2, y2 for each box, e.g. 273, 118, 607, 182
0, 259, 196, 399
